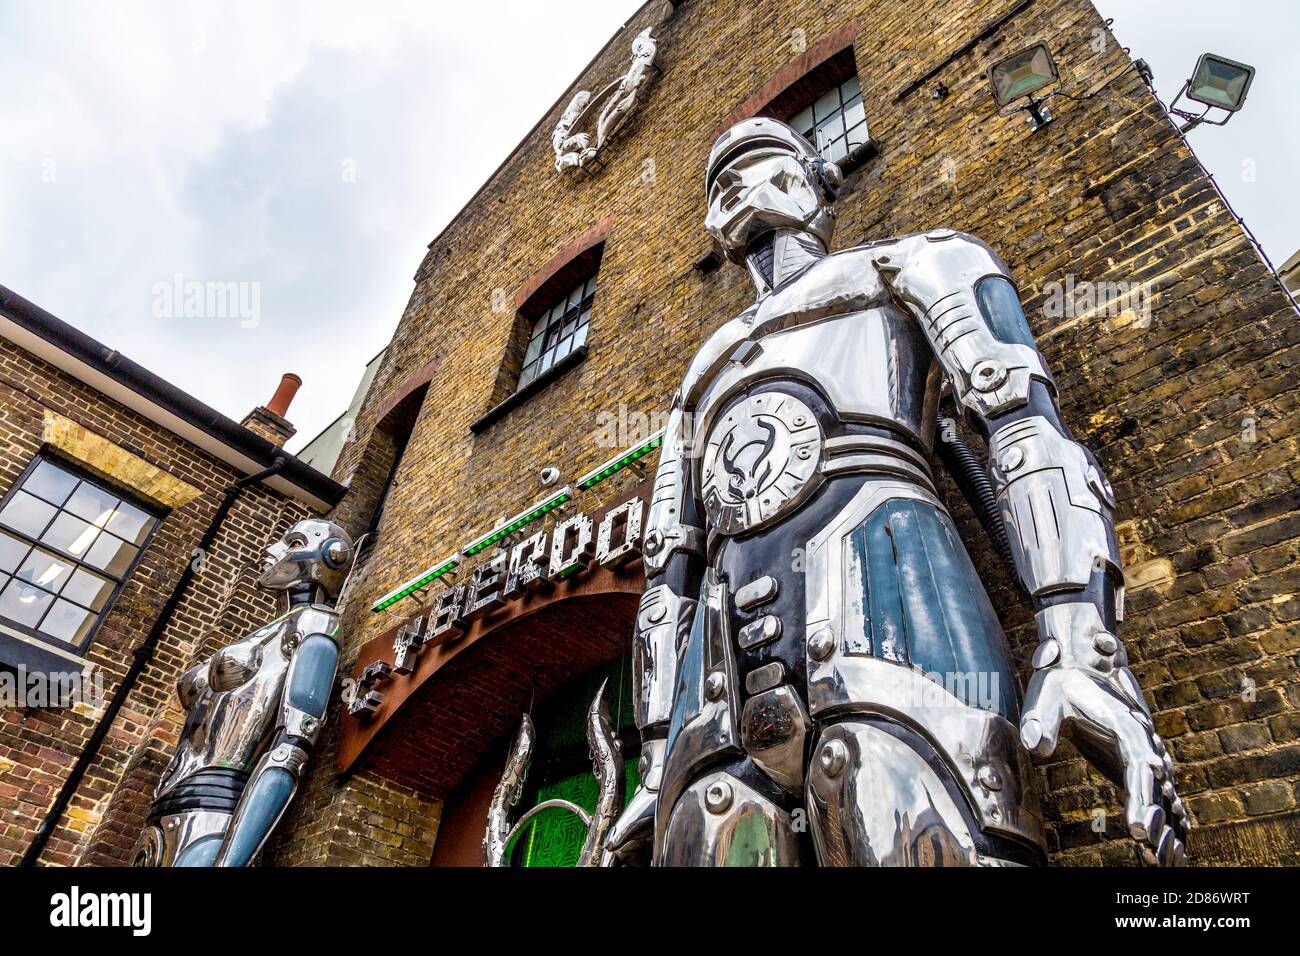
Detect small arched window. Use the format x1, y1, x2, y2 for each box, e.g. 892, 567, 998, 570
518, 268, 598, 390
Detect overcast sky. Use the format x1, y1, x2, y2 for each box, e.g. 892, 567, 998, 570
2, 1, 1295, 455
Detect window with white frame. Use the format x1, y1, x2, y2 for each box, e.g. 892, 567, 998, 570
0, 456, 160, 650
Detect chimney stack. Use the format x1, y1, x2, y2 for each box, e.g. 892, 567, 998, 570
241, 372, 301, 447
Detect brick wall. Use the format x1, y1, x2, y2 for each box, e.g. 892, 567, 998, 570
0, 335, 315, 866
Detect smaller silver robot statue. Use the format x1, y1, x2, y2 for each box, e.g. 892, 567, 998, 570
133, 519, 353, 867
606, 118, 1189, 867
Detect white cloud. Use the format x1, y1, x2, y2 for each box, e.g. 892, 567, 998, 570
0, 0, 642, 450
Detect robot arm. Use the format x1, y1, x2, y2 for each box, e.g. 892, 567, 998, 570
605, 390, 705, 863
214, 619, 339, 867
876, 230, 1188, 865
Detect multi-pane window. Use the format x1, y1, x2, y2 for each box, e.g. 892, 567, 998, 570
0, 457, 159, 649
789, 74, 868, 164
518, 270, 597, 390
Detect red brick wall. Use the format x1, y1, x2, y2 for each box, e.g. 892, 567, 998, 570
0, 337, 315, 866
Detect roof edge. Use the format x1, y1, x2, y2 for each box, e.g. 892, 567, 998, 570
0, 283, 346, 510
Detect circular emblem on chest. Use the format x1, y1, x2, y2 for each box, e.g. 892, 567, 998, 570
700, 392, 823, 535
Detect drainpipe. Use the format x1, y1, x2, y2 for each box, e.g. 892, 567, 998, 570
20, 456, 288, 867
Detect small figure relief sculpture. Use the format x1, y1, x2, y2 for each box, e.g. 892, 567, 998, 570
483, 680, 624, 866
552, 28, 658, 173
133, 519, 354, 866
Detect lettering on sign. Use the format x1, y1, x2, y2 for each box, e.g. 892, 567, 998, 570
348, 495, 645, 717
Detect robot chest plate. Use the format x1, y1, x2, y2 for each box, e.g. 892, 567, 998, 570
700, 391, 823, 535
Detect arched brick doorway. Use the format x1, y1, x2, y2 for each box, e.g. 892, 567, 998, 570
339, 560, 643, 863
431, 654, 640, 867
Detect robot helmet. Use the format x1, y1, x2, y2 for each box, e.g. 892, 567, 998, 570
704, 117, 841, 264
257, 518, 354, 599
705, 116, 840, 197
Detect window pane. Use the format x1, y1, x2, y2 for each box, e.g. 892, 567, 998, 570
65, 482, 120, 527
0, 532, 29, 573
790, 106, 814, 137
16, 546, 73, 594
573, 321, 589, 350
523, 329, 546, 367
41, 512, 100, 558
85, 533, 137, 577
40, 600, 95, 644
22, 460, 78, 506
826, 139, 848, 163
843, 100, 866, 131
62, 568, 114, 611
813, 87, 841, 121
0, 576, 54, 628
106, 499, 153, 545
841, 76, 861, 101
816, 114, 846, 146
0, 491, 57, 538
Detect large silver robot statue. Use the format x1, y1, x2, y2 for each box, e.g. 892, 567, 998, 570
133, 519, 353, 867
605, 118, 1189, 867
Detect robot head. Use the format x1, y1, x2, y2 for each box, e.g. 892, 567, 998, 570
704, 117, 842, 264
257, 518, 354, 599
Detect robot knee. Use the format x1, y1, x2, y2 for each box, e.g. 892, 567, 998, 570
658, 768, 800, 867
807, 719, 984, 866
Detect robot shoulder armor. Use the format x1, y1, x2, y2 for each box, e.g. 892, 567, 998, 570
681, 314, 753, 404
290, 605, 340, 641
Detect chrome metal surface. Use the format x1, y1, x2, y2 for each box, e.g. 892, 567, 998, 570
618, 117, 1183, 866
553, 28, 657, 172
658, 770, 800, 866
484, 713, 535, 867
988, 415, 1122, 595
139, 521, 352, 866
484, 681, 623, 867
808, 721, 986, 866
741, 684, 810, 793
733, 575, 778, 611
699, 391, 822, 535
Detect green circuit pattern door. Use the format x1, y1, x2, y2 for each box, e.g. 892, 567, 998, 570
507, 657, 640, 867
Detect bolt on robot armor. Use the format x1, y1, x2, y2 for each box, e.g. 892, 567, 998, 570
133, 519, 353, 866
604, 118, 1188, 867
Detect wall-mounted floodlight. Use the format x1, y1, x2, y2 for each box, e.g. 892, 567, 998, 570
1170, 53, 1255, 132
988, 42, 1060, 131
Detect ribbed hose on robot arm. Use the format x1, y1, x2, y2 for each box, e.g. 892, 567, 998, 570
934, 416, 1021, 584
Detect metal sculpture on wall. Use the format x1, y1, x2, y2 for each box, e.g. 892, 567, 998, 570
132, 519, 354, 866
552, 28, 657, 173
604, 117, 1189, 867
484, 679, 623, 866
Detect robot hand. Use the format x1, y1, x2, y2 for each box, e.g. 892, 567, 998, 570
604, 738, 664, 866
1020, 603, 1190, 866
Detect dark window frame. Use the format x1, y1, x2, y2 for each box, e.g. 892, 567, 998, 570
471, 241, 605, 434
758, 46, 876, 173
0, 451, 165, 656
517, 268, 599, 392
787, 72, 868, 166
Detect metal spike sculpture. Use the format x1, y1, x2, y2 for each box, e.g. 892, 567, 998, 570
483, 678, 624, 867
